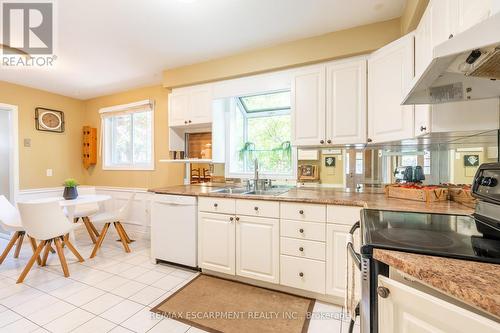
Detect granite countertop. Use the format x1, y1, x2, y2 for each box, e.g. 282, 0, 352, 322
149, 185, 474, 215
374, 249, 500, 319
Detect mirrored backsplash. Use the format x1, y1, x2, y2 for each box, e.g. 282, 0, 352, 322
298, 130, 499, 189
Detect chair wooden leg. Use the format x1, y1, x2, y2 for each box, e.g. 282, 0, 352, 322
116, 222, 132, 244
17, 240, 46, 283
54, 238, 69, 277
82, 217, 97, 244
73, 217, 79, 223
90, 223, 110, 259
13, 232, 25, 258
62, 237, 84, 262
87, 218, 100, 238
0, 231, 20, 264
115, 222, 131, 253
41, 239, 53, 266
28, 237, 42, 266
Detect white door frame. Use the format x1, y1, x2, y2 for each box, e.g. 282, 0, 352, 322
0, 103, 19, 202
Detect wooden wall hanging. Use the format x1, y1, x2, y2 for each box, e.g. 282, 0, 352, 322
82, 126, 97, 169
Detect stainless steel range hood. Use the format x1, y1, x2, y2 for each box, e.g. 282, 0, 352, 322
403, 12, 500, 105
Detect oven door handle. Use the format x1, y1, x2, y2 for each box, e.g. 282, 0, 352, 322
347, 221, 361, 270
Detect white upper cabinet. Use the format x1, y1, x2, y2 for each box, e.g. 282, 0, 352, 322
291, 65, 326, 146
169, 84, 213, 127
378, 275, 500, 333
450, 0, 494, 35
368, 33, 415, 143
292, 57, 367, 147
326, 58, 367, 145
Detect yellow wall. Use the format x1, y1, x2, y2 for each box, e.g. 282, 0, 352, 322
82, 85, 185, 188
0, 81, 86, 189
163, 18, 402, 88
401, 0, 429, 34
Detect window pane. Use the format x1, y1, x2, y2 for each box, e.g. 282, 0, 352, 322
111, 114, 132, 165
246, 114, 292, 174
239, 91, 291, 113
133, 111, 152, 164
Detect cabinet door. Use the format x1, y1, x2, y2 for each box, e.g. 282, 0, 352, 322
326, 58, 367, 144
169, 91, 189, 127
189, 85, 212, 125
236, 216, 279, 283
291, 65, 326, 146
198, 212, 235, 275
368, 33, 415, 143
378, 276, 500, 333
451, 0, 492, 35
326, 224, 360, 298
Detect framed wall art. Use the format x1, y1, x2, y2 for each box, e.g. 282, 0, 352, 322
35, 107, 65, 133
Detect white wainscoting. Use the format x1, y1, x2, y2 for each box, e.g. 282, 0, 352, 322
17, 186, 153, 239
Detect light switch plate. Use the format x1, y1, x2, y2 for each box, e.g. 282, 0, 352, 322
23, 138, 31, 147
46, 169, 53, 177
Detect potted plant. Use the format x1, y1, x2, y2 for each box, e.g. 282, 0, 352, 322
63, 178, 79, 200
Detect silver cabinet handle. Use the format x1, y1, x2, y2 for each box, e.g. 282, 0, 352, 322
229, 217, 234, 222
299, 272, 304, 277
299, 247, 304, 252
377, 286, 390, 298
299, 228, 304, 233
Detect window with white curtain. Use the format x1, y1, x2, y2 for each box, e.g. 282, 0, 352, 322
100, 100, 154, 170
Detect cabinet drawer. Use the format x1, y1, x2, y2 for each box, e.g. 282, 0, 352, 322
280, 255, 325, 294
281, 237, 325, 261
236, 199, 279, 218
281, 220, 326, 242
327, 205, 362, 225
280, 202, 326, 223
199, 197, 235, 214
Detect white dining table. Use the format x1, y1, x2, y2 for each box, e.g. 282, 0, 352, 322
24, 194, 112, 242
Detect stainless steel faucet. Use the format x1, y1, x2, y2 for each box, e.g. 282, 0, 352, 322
254, 158, 260, 190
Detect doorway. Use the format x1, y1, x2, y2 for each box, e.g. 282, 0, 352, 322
0, 103, 19, 203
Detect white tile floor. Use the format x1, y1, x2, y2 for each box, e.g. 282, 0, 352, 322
0, 227, 358, 333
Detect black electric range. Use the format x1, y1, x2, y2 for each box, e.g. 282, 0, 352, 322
361, 209, 500, 264
348, 162, 500, 333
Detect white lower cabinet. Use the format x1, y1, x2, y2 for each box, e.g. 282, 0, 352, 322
198, 212, 236, 275
236, 215, 279, 284
378, 275, 500, 333
325, 224, 350, 298
280, 255, 326, 294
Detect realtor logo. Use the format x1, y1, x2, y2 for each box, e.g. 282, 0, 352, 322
2, 2, 53, 55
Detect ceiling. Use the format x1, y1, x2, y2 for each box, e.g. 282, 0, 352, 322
0, 0, 406, 99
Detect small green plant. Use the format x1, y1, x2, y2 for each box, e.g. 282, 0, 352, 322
63, 178, 78, 188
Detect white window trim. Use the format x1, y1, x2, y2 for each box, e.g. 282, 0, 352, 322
100, 100, 155, 171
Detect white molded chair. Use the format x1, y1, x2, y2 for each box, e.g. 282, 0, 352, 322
17, 200, 84, 283
66, 187, 100, 244
0, 195, 41, 265
89, 193, 135, 258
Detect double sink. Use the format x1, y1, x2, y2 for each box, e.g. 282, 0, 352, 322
210, 186, 291, 196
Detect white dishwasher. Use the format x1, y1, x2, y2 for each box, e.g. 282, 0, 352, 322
151, 194, 197, 268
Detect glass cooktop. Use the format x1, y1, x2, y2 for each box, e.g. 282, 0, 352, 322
361, 209, 500, 264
